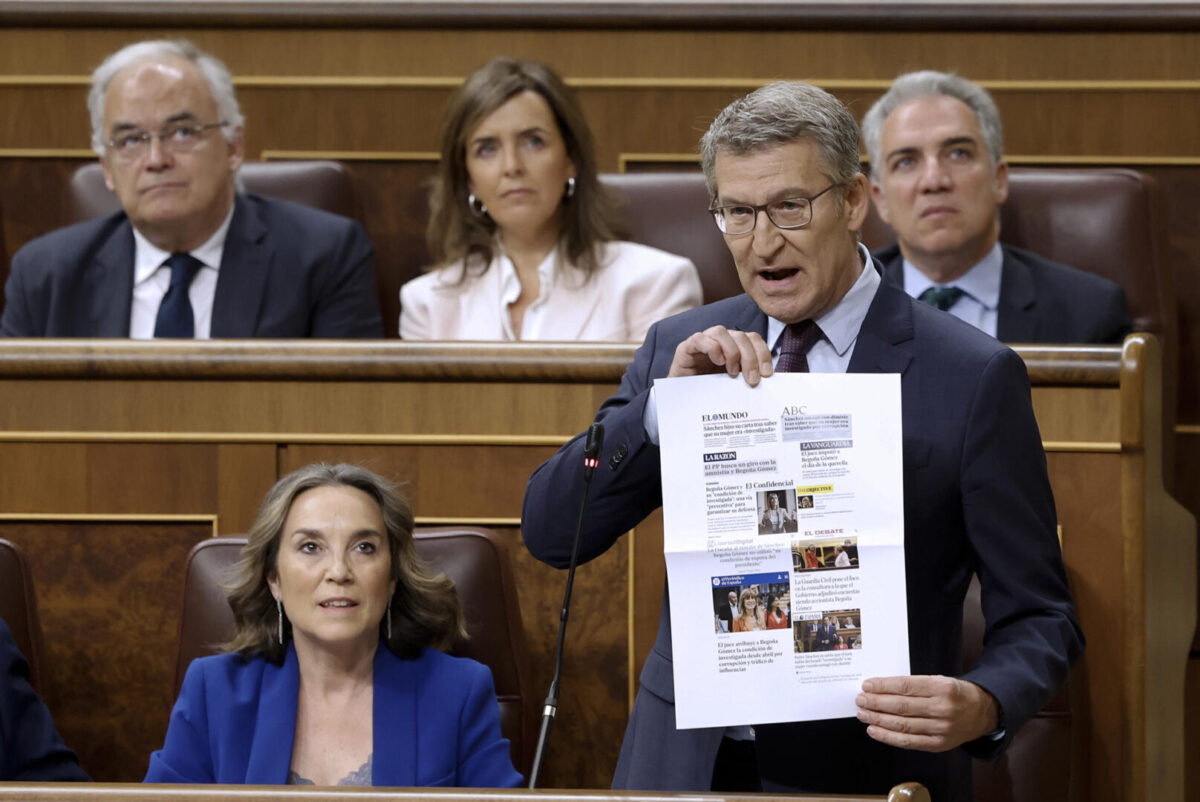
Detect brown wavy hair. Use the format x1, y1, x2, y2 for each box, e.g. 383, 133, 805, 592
223, 463, 465, 663
426, 56, 626, 279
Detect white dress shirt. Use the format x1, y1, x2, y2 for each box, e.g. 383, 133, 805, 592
901, 242, 1003, 338
645, 243, 881, 444
129, 208, 234, 339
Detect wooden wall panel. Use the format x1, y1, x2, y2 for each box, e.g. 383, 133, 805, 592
277, 443, 559, 520
1045, 453, 1126, 798
0, 27, 1199, 82
0, 443, 227, 513
215, 443, 278, 534
0, 379, 601, 438
0, 520, 212, 781
1189, 657, 1200, 802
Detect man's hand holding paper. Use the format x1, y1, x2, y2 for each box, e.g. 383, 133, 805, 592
857, 674, 1001, 752
668, 325, 773, 386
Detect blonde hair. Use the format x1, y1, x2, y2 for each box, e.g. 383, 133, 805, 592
737, 588, 765, 628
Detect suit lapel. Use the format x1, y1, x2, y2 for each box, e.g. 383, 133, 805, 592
877, 246, 906, 290
850, 270, 931, 471
372, 646, 417, 787
848, 265, 915, 377
211, 196, 270, 337
536, 261, 602, 339
245, 646, 300, 783
735, 295, 768, 338
995, 245, 1037, 342
86, 221, 135, 336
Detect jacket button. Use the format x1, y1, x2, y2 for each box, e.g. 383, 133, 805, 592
608, 443, 629, 470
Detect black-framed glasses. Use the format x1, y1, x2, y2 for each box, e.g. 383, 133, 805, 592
709, 183, 841, 236
107, 121, 229, 160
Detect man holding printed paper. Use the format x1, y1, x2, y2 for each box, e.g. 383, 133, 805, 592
522, 82, 1082, 800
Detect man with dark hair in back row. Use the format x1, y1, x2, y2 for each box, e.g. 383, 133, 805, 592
2, 40, 381, 339
862, 70, 1131, 344
522, 80, 1082, 800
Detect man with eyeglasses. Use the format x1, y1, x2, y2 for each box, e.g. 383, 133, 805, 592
1, 39, 382, 338
522, 82, 1081, 800
863, 71, 1130, 343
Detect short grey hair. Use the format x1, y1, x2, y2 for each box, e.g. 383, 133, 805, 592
862, 70, 1004, 171
699, 81, 863, 200
88, 39, 244, 156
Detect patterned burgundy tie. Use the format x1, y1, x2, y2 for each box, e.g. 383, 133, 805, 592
775, 319, 825, 373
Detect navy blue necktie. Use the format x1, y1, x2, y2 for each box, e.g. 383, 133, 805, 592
776, 320, 825, 373
918, 286, 964, 312
153, 253, 203, 338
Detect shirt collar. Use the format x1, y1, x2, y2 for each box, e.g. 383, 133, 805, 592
496, 241, 564, 338
132, 205, 235, 286
901, 241, 1003, 310
767, 242, 881, 356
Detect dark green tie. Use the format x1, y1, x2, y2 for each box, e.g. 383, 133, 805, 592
918, 286, 964, 312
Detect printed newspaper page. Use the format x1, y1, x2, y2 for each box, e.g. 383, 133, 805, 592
655, 372, 909, 729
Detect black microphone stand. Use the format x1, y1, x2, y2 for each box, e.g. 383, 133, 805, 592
528, 423, 604, 789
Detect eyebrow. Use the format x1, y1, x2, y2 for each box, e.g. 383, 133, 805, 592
717, 187, 815, 206
470, 126, 550, 145
108, 111, 200, 135
288, 528, 384, 540
885, 135, 979, 163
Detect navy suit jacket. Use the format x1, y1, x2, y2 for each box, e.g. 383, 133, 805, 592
522, 269, 1083, 801
874, 242, 1132, 344
0, 618, 88, 781
144, 644, 522, 787
1, 193, 383, 338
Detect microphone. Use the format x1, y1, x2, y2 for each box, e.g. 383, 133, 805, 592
528, 423, 604, 788
583, 421, 603, 479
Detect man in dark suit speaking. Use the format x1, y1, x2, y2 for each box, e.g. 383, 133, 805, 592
1, 39, 382, 339
522, 82, 1082, 800
862, 70, 1130, 344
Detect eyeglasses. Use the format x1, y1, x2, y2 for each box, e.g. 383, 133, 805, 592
106, 121, 229, 161
709, 183, 841, 236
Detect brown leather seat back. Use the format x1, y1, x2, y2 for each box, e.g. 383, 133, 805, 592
862, 166, 1169, 337
961, 576, 1073, 802
66, 161, 358, 224
600, 172, 741, 303
0, 537, 42, 689
175, 528, 534, 777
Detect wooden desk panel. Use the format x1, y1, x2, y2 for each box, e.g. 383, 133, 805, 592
0, 339, 1187, 802
0, 782, 927, 802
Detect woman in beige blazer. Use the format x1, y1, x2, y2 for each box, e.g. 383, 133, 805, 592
400, 58, 701, 342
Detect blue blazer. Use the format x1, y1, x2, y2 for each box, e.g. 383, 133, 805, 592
144, 644, 522, 788
1, 193, 383, 338
874, 242, 1132, 344
0, 618, 88, 781
522, 266, 1084, 801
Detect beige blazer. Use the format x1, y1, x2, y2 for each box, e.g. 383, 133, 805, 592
399, 240, 702, 341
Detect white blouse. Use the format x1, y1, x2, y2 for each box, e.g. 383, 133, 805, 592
399, 240, 702, 342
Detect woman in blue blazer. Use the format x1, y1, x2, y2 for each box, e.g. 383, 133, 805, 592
145, 463, 523, 788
